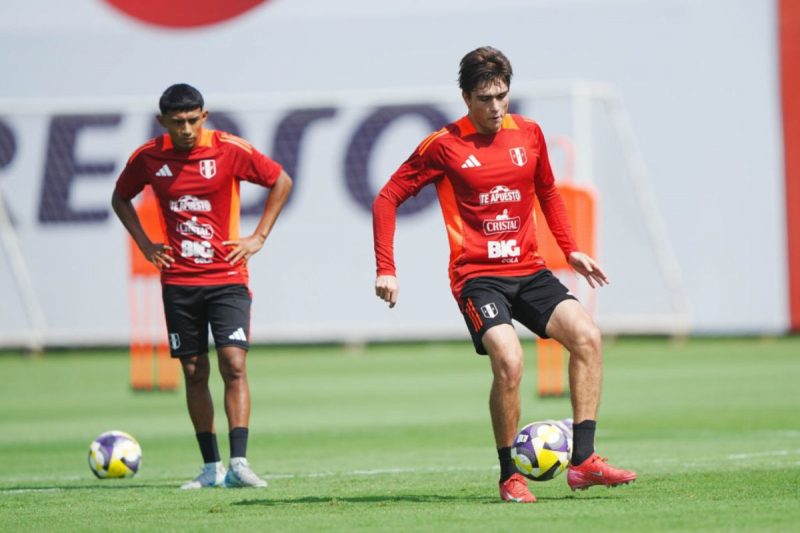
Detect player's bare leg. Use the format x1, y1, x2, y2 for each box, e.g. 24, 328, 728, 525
217, 346, 250, 429
545, 299, 636, 489
544, 300, 602, 423
180, 353, 215, 432
483, 324, 535, 502
217, 345, 266, 488
483, 324, 525, 448
179, 353, 226, 489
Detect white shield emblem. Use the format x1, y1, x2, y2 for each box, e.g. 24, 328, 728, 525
509, 147, 527, 167
199, 159, 216, 179
169, 333, 181, 350
480, 302, 499, 319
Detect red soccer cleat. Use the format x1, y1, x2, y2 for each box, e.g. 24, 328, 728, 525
567, 453, 637, 491
499, 473, 537, 503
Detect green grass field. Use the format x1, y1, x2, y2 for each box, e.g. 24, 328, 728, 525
1, 337, 798, 532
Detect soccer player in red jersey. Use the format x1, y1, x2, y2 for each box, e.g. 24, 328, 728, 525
372, 48, 636, 502
112, 84, 292, 489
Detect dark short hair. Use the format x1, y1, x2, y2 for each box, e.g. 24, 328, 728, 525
158, 83, 204, 114
458, 47, 513, 94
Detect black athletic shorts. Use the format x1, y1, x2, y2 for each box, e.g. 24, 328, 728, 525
459, 270, 577, 355
162, 283, 252, 358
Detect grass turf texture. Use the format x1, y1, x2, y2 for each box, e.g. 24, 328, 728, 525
0, 337, 798, 532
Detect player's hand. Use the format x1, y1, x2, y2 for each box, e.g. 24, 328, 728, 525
375, 275, 399, 308
568, 251, 609, 288
223, 234, 265, 265
142, 242, 174, 270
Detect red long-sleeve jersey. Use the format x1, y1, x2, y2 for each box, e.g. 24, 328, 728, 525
115, 129, 282, 286
373, 114, 578, 300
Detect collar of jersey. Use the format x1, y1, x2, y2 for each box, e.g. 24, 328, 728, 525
456, 114, 519, 136
161, 128, 215, 151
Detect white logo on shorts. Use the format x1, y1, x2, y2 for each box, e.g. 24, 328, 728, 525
228, 327, 247, 341
480, 303, 499, 319
169, 333, 181, 350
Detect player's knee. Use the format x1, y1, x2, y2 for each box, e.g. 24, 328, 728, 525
220, 364, 246, 383
573, 323, 602, 357
218, 356, 247, 382
492, 353, 524, 389
181, 357, 210, 385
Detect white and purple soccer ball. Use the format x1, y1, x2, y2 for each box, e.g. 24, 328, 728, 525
88, 430, 142, 479
511, 419, 572, 481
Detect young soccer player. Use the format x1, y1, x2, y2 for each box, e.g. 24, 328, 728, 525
112, 83, 292, 489
372, 47, 636, 502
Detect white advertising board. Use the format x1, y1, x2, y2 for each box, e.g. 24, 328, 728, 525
0, 0, 787, 346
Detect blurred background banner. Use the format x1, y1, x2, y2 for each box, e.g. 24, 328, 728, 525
0, 0, 795, 347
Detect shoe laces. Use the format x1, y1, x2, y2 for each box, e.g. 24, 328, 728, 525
505, 474, 527, 490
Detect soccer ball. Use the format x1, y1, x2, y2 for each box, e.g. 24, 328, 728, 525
511, 420, 572, 481
88, 430, 142, 479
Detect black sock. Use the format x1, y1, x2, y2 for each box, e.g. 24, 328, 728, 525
196, 432, 220, 464
498, 447, 516, 482
229, 427, 249, 459
571, 420, 597, 466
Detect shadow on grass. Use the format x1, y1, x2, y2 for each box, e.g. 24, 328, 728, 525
233, 493, 610, 506
0, 483, 179, 492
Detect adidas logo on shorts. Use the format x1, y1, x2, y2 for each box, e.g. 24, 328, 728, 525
228, 327, 247, 341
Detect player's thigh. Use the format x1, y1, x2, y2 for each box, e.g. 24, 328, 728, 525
162, 284, 210, 357
207, 284, 252, 353
460, 277, 515, 355
511, 270, 576, 339
544, 298, 599, 353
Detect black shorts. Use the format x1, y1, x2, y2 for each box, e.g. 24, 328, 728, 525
459, 270, 577, 355
162, 283, 252, 358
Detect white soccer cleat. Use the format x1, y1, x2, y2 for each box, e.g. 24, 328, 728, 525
224, 457, 267, 488
180, 461, 226, 489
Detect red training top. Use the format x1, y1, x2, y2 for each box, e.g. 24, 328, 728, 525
115, 129, 282, 286
373, 114, 578, 300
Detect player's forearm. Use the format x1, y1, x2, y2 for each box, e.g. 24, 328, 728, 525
253, 171, 293, 242
372, 190, 399, 276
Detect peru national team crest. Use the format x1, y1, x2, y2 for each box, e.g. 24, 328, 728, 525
509, 147, 527, 167
480, 302, 499, 319
199, 159, 217, 179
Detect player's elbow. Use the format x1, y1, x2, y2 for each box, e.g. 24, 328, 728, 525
110, 189, 125, 213
373, 186, 399, 212
278, 171, 293, 191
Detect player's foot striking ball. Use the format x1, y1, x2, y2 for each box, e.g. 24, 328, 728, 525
567, 453, 637, 490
